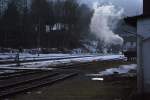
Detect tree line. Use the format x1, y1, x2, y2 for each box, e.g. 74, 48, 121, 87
0, 0, 93, 50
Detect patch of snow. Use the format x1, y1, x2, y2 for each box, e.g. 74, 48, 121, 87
86, 64, 137, 80
99, 64, 137, 76
92, 78, 104, 81
0, 53, 96, 61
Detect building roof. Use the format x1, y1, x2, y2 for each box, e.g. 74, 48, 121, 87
124, 16, 137, 27
144, 0, 150, 16
125, 0, 150, 25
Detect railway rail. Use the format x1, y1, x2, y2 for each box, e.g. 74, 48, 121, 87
0, 69, 78, 98
0, 70, 50, 80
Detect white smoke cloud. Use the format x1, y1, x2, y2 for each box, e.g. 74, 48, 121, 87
90, 4, 124, 46
78, 0, 142, 16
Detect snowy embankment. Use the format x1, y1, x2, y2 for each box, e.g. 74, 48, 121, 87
0, 53, 125, 72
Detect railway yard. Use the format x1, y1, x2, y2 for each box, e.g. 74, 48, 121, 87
0, 54, 137, 100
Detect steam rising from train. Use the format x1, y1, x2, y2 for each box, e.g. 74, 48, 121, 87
90, 3, 124, 46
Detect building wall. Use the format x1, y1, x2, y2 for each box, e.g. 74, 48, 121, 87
123, 41, 136, 51
119, 24, 137, 51
137, 18, 150, 93
143, 40, 150, 92
138, 18, 150, 39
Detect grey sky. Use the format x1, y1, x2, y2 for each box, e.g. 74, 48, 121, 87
79, 0, 143, 16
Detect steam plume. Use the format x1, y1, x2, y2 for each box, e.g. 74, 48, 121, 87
90, 4, 124, 46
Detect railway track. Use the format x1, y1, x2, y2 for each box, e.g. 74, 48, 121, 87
0, 55, 125, 98
0, 70, 42, 80
0, 70, 78, 98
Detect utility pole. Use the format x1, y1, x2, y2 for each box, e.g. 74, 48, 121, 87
22, 0, 28, 46
37, 19, 41, 56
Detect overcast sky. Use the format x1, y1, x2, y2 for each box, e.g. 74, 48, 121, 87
79, 0, 143, 16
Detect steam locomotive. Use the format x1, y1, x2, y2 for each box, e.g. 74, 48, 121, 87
123, 49, 137, 61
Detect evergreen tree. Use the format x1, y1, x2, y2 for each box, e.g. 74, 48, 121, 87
31, 0, 50, 48
2, 0, 21, 48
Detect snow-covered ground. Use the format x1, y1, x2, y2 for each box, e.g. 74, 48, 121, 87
0, 54, 125, 68
0, 53, 97, 61
88, 64, 137, 81
98, 64, 137, 76
0, 53, 125, 73
87, 64, 137, 77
